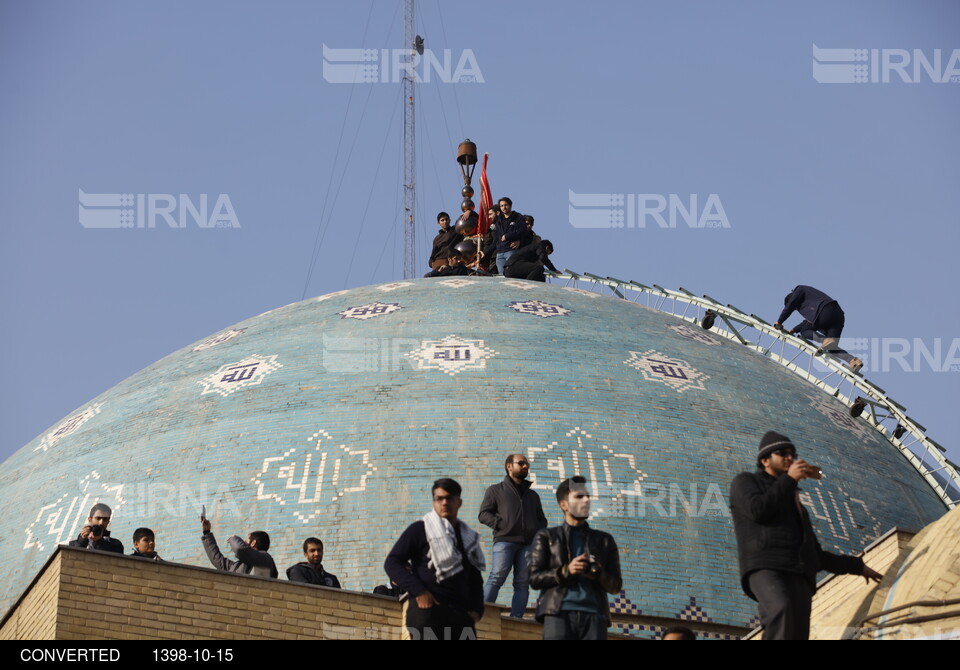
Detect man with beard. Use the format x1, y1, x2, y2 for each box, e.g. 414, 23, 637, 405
530, 476, 622, 640
478, 454, 548, 618
69, 503, 124, 554
730, 431, 882, 639
287, 537, 341, 588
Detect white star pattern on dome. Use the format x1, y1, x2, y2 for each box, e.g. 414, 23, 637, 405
198, 354, 283, 397
34, 403, 104, 453
666, 323, 720, 346
501, 279, 537, 290
313, 289, 351, 303
192, 328, 246, 351
438, 278, 478, 288
337, 301, 402, 320
624, 350, 709, 392
377, 281, 414, 292
252, 429, 378, 522
406, 335, 498, 376
23, 471, 126, 552
507, 300, 573, 318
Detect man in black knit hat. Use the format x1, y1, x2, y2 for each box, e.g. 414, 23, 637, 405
729, 431, 883, 640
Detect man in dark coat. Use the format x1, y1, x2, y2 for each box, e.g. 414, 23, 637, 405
483, 197, 527, 275
287, 537, 341, 588
774, 285, 863, 373
478, 453, 548, 618
428, 212, 460, 272
385, 478, 485, 640
504, 237, 557, 282
68, 503, 124, 554
729, 431, 882, 639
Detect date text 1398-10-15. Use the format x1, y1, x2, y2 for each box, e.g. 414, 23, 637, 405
153, 649, 234, 662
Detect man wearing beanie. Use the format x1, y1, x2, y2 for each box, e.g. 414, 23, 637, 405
729, 431, 882, 640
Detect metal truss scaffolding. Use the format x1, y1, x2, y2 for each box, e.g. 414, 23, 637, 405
547, 270, 960, 508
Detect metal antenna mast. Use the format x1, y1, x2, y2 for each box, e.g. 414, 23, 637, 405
402, 0, 418, 278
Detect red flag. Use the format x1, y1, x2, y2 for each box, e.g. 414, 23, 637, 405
478, 153, 492, 236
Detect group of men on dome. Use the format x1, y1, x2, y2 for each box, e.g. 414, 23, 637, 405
66, 503, 340, 588
384, 462, 622, 641
427, 196, 557, 281
65, 428, 881, 641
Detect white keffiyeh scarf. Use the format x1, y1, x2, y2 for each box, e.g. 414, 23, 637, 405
422, 510, 486, 583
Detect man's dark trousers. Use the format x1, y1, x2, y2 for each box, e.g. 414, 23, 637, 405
542, 612, 607, 641
406, 601, 477, 640
748, 570, 815, 640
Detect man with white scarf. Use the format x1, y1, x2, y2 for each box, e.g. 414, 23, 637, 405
385, 478, 486, 640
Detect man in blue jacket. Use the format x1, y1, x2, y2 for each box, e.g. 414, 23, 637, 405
774, 285, 863, 373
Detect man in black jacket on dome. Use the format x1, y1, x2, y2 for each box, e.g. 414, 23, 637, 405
483, 197, 526, 275
729, 431, 882, 640
427, 211, 460, 272
478, 453, 548, 618
503, 237, 556, 282
774, 285, 863, 373
68, 503, 124, 554
287, 537, 341, 588
530, 476, 622, 640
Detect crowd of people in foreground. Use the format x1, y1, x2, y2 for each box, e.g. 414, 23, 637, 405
426, 197, 556, 281
67, 432, 881, 641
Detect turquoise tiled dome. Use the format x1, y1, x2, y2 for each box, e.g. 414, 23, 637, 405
2, 278, 946, 633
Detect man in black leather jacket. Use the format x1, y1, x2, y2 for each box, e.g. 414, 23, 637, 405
530, 476, 622, 640
730, 431, 882, 639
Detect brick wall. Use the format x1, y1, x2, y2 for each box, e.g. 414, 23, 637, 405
1, 546, 644, 640
0, 546, 549, 640
0, 551, 61, 640
808, 528, 913, 639
855, 505, 960, 640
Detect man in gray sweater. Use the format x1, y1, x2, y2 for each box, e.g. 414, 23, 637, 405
201, 517, 278, 578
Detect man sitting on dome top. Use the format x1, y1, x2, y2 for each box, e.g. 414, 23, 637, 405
504, 237, 556, 283
428, 211, 460, 272
484, 197, 526, 275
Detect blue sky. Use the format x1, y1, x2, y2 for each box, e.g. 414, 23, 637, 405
1, 0, 958, 468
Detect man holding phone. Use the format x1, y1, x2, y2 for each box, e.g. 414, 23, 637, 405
201, 509, 278, 579
729, 431, 883, 640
